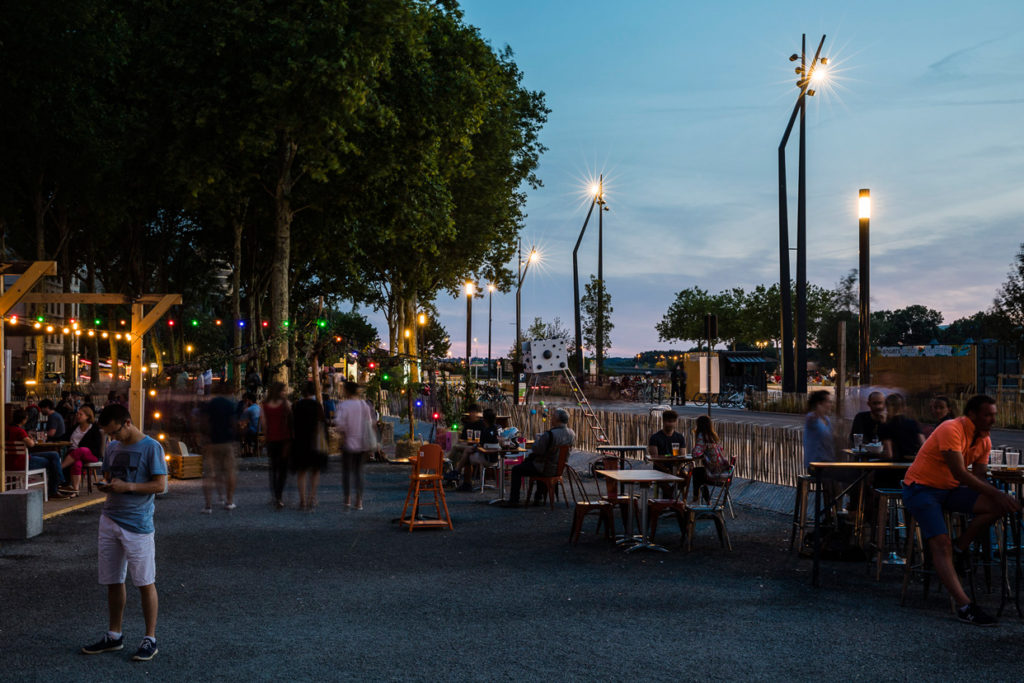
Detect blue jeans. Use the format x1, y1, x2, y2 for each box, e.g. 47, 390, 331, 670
29, 451, 65, 494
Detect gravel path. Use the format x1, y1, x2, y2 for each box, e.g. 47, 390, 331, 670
2, 463, 1022, 681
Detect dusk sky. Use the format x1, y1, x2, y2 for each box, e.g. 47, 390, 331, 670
371, 0, 1024, 358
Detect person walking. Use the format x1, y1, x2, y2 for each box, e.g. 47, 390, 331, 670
291, 381, 329, 510
81, 403, 167, 662
260, 382, 293, 510
201, 384, 239, 513
334, 381, 375, 510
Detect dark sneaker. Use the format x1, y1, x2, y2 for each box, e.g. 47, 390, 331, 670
81, 634, 124, 654
132, 638, 158, 661
957, 603, 997, 627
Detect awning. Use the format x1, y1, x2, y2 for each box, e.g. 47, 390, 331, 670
723, 356, 771, 364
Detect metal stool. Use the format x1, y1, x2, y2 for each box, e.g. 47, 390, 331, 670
872, 488, 906, 580
901, 510, 975, 610
790, 474, 814, 551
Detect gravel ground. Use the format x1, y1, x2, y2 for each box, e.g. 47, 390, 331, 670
2, 463, 1022, 682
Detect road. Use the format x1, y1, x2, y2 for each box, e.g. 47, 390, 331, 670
3, 464, 1022, 680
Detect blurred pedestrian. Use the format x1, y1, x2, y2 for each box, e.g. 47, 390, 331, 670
292, 382, 329, 510
334, 381, 375, 510
201, 383, 239, 513
803, 390, 835, 471
261, 382, 293, 510
880, 393, 924, 463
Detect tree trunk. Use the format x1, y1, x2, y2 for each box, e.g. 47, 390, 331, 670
56, 208, 75, 387
231, 201, 246, 392
269, 131, 297, 386
86, 244, 100, 382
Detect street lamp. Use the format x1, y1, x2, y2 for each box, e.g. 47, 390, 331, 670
487, 284, 496, 380
573, 181, 600, 377
465, 281, 474, 400
596, 176, 608, 385
778, 33, 828, 395
858, 188, 871, 386
513, 241, 539, 406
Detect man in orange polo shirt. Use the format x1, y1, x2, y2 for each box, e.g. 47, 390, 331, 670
901, 394, 1019, 626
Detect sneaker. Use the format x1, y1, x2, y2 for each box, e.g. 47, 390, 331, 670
224, 503, 236, 511
132, 638, 158, 661
957, 602, 997, 627
81, 634, 124, 654
200, 507, 212, 515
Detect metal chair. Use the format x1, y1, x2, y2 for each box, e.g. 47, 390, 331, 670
686, 464, 734, 551
526, 445, 571, 509
565, 466, 613, 544
648, 465, 695, 544
4, 441, 48, 501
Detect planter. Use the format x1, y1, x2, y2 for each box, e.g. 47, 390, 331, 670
394, 439, 424, 461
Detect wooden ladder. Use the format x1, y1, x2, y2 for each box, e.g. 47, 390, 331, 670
562, 369, 608, 444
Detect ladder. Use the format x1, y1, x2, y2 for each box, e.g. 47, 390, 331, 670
562, 369, 608, 444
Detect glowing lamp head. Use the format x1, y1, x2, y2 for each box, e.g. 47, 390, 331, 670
858, 189, 871, 219
404, 329, 410, 338
529, 250, 539, 263
418, 313, 427, 325
465, 281, 475, 296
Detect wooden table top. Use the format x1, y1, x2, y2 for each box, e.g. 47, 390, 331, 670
596, 444, 649, 452
29, 441, 71, 451
808, 461, 910, 471
597, 469, 684, 483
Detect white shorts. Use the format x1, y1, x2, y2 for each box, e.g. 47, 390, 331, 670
98, 513, 156, 586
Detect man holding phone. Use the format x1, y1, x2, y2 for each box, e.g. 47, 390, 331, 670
81, 404, 167, 662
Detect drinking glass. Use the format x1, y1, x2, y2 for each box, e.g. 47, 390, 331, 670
989, 449, 1004, 466
853, 434, 864, 450
671, 444, 680, 457
1007, 451, 1021, 471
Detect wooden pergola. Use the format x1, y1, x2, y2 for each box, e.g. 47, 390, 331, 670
1, 261, 180, 486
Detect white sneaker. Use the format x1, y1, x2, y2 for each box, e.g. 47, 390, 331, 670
201, 507, 212, 515
224, 503, 237, 511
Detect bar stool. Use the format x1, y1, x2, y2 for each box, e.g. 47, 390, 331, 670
901, 510, 975, 610
790, 474, 814, 551
872, 488, 906, 580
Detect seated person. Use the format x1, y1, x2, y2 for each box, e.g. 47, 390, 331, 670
647, 409, 687, 496
448, 403, 486, 468
901, 394, 1019, 626
691, 415, 730, 502
61, 405, 105, 494
456, 408, 502, 491
240, 393, 261, 452
879, 393, 924, 463
39, 398, 67, 441
849, 391, 886, 446
5, 408, 70, 499
504, 408, 575, 506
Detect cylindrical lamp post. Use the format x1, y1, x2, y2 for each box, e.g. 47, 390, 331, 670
858, 188, 871, 386
465, 281, 474, 401
487, 284, 495, 381
513, 243, 538, 406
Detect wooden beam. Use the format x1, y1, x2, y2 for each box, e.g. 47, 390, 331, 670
0, 261, 57, 315
19, 293, 175, 305
128, 295, 181, 429
134, 295, 182, 337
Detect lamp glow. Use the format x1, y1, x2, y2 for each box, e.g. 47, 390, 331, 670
418, 313, 427, 325
859, 189, 871, 219
465, 281, 475, 296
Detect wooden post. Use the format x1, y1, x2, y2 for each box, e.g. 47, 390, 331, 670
130, 303, 146, 429
836, 320, 846, 418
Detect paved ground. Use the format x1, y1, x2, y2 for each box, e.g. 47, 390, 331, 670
3, 461, 1023, 681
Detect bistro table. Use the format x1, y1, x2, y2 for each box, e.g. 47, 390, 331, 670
648, 455, 694, 497
485, 445, 529, 505
29, 441, 71, 452
806, 461, 911, 587
989, 468, 1023, 618
596, 469, 685, 553
596, 444, 649, 494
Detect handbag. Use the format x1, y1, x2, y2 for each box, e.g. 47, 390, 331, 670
361, 403, 379, 452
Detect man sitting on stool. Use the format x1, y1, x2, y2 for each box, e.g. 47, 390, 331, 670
503, 408, 575, 507
901, 394, 1019, 626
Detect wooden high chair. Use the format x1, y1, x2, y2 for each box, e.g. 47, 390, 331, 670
400, 443, 453, 531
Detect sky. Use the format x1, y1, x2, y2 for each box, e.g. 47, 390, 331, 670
370, 0, 1024, 358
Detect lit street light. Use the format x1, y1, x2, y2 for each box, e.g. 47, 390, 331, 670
487, 284, 496, 380
513, 241, 539, 406
778, 33, 828, 394
573, 180, 599, 377
858, 188, 871, 386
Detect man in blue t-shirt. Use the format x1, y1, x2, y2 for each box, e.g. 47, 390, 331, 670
81, 404, 167, 663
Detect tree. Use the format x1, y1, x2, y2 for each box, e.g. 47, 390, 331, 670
871, 305, 945, 346
581, 275, 613, 363
995, 243, 1024, 345
942, 310, 1014, 345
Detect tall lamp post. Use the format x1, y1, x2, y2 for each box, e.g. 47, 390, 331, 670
595, 175, 607, 385
858, 189, 871, 386
778, 33, 828, 395
513, 240, 539, 406
487, 284, 495, 380
573, 183, 599, 378
465, 281, 474, 401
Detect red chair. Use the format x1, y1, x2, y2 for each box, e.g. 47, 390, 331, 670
647, 465, 694, 542
526, 445, 571, 509
400, 444, 453, 531
593, 456, 639, 535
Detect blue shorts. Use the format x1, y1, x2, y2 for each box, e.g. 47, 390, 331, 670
901, 483, 979, 540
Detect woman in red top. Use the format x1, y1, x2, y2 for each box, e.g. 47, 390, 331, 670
260, 382, 293, 509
